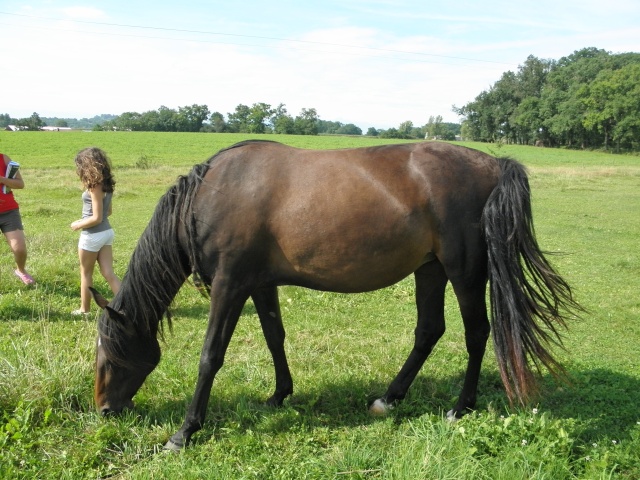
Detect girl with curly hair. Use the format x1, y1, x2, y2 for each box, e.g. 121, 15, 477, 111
70, 147, 121, 316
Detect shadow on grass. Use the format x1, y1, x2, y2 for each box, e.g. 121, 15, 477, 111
540, 367, 640, 441
127, 365, 639, 447
172, 301, 258, 319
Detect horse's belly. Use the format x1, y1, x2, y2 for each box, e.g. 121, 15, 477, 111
276, 231, 433, 293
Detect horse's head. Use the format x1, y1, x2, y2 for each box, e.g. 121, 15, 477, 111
90, 288, 161, 416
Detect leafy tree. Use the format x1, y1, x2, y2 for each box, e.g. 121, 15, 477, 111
336, 123, 362, 135
454, 90, 499, 142
580, 63, 640, 150
456, 48, 640, 150
0, 113, 16, 128
540, 48, 611, 148
425, 115, 444, 139
176, 104, 210, 132
398, 121, 414, 138
513, 97, 544, 143
116, 111, 144, 131
379, 127, 401, 139
270, 104, 294, 134
317, 120, 343, 134
247, 103, 274, 134
366, 127, 379, 136
294, 108, 319, 135
209, 111, 226, 133
456, 55, 553, 144
227, 104, 251, 133
17, 112, 45, 131
154, 106, 178, 132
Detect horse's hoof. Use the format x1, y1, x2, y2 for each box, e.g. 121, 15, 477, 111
446, 409, 459, 422
163, 439, 184, 452
369, 399, 391, 416
265, 394, 285, 408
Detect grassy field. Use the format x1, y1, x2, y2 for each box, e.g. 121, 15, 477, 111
1, 131, 639, 479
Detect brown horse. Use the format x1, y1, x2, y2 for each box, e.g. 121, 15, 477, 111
90, 140, 580, 451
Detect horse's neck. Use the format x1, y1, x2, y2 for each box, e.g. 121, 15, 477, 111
116, 245, 188, 334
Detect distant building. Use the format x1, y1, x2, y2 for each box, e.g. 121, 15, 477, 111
41, 126, 73, 131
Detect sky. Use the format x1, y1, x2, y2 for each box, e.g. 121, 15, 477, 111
1, 1, 639, 130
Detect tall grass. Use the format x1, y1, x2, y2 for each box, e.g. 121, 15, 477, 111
1, 132, 639, 478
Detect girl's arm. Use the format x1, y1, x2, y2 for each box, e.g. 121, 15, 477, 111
0, 170, 25, 190
70, 185, 104, 231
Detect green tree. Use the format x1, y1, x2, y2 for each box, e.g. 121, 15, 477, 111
294, 108, 319, 135
398, 121, 414, 138
456, 55, 552, 144
270, 104, 295, 134
17, 112, 45, 131
580, 63, 640, 150
540, 48, 611, 148
317, 120, 343, 134
0, 113, 12, 128
425, 115, 444, 139
379, 127, 401, 138
115, 111, 144, 131
140, 110, 161, 131
155, 106, 178, 132
247, 103, 274, 134
177, 104, 210, 132
336, 123, 362, 135
454, 90, 499, 142
227, 104, 251, 133
209, 112, 226, 133
513, 97, 544, 144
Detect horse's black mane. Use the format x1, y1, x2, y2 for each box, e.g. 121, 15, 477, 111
99, 140, 272, 362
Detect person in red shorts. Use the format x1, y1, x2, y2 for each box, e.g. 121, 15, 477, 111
0, 152, 35, 286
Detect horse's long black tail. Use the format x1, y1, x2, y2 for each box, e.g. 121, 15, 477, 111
483, 157, 581, 404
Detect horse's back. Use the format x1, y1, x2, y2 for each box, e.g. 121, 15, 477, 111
193, 141, 500, 292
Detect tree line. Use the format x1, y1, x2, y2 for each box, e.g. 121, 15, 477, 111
1, 106, 460, 140
91, 103, 460, 139
454, 47, 640, 151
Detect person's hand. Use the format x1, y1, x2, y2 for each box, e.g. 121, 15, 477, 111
70, 220, 82, 231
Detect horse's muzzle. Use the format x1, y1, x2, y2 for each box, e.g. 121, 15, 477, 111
100, 399, 134, 416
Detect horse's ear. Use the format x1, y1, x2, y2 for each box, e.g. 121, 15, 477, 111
105, 305, 127, 322
89, 287, 127, 325
89, 287, 110, 309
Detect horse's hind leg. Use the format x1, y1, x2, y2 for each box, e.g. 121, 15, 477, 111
371, 260, 448, 414
446, 274, 490, 419
251, 286, 294, 406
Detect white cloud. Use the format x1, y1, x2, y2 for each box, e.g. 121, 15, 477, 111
60, 7, 107, 20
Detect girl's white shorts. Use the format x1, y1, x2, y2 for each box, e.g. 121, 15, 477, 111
79, 229, 114, 252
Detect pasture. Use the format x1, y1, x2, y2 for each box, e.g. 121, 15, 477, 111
1, 131, 639, 479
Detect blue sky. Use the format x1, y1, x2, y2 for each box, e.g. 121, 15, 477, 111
1, 1, 638, 130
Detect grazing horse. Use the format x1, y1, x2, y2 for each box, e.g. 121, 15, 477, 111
91, 140, 580, 451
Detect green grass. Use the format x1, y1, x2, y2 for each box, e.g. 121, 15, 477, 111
1, 132, 639, 479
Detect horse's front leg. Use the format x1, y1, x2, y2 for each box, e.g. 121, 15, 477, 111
251, 286, 293, 406
371, 260, 448, 414
165, 282, 249, 451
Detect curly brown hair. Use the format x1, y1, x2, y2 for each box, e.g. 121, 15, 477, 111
74, 147, 116, 192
